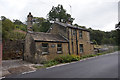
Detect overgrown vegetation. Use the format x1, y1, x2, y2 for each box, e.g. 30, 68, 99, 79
43, 55, 80, 67
1, 16, 26, 41
9, 32, 25, 40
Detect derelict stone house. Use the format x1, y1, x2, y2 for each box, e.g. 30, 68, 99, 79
24, 12, 94, 63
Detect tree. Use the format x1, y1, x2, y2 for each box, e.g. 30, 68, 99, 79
47, 4, 74, 23
115, 22, 120, 49
74, 24, 86, 29
13, 19, 27, 31
2, 17, 15, 40
32, 17, 51, 32
13, 19, 23, 25
1, 16, 6, 21
89, 28, 118, 45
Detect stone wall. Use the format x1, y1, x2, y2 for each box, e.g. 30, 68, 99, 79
24, 33, 36, 63
68, 28, 94, 55
50, 23, 68, 38
49, 23, 94, 55
34, 42, 68, 63
2, 40, 24, 60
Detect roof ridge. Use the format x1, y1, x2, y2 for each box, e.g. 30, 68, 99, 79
54, 21, 89, 32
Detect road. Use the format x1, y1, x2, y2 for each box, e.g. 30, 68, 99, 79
6, 52, 118, 78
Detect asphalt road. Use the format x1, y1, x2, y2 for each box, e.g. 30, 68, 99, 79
6, 52, 118, 78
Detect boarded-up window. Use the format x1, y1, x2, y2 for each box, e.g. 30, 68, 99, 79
57, 44, 62, 53
79, 31, 82, 38
80, 44, 83, 53
42, 43, 48, 54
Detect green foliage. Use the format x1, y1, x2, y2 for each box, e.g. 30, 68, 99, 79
74, 24, 86, 29
89, 28, 118, 45
9, 32, 25, 40
1, 16, 27, 40
44, 60, 59, 67
15, 24, 27, 31
13, 19, 24, 25
44, 55, 80, 67
2, 17, 15, 40
32, 17, 51, 32
13, 19, 27, 31
47, 4, 74, 23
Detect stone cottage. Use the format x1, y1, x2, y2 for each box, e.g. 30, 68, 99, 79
24, 12, 94, 63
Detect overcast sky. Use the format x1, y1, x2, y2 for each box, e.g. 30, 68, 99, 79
0, 0, 119, 31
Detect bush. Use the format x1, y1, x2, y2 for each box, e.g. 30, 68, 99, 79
9, 32, 25, 40
44, 55, 80, 67
87, 54, 96, 57
71, 55, 80, 61
44, 60, 59, 67
54, 55, 72, 63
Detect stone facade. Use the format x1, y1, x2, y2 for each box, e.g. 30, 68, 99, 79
24, 32, 69, 63
24, 13, 94, 63
48, 22, 94, 56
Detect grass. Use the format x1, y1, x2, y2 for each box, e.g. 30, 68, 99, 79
33, 66, 45, 69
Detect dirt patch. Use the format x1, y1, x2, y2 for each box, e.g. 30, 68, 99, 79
8, 66, 34, 74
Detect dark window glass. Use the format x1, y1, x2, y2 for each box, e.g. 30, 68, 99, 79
73, 29, 76, 35
80, 44, 83, 53
42, 43, 48, 54
42, 43, 48, 47
57, 44, 62, 53
57, 44, 62, 47
79, 31, 82, 38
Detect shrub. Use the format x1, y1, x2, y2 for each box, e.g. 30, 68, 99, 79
44, 55, 81, 67
81, 55, 88, 59
71, 55, 80, 61
87, 54, 96, 57
96, 53, 103, 56
44, 60, 59, 67
54, 55, 73, 63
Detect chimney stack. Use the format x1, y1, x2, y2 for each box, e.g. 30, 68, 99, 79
27, 12, 33, 32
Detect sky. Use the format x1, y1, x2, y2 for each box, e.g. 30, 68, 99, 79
0, 0, 119, 31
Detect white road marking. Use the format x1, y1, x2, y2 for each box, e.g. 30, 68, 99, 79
22, 70, 36, 75
46, 63, 70, 69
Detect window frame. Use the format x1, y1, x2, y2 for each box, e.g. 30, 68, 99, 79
57, 44, 62, 54
42, 43, 49, 55
79, 30, 82, 39
79, 44, 84, 53
73, 29, 76, 36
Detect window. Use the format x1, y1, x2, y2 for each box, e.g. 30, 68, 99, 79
57, 44, 62, 53
42, 43, 48, 54
73, 29, 76, 35
79, 44, 83, 53
79, 31, 82, 38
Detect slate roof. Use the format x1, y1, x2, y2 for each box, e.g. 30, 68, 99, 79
30, 32, 68, 43
54, 21, 89, 32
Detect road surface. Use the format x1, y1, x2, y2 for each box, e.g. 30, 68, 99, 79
6, 52, 118, 78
